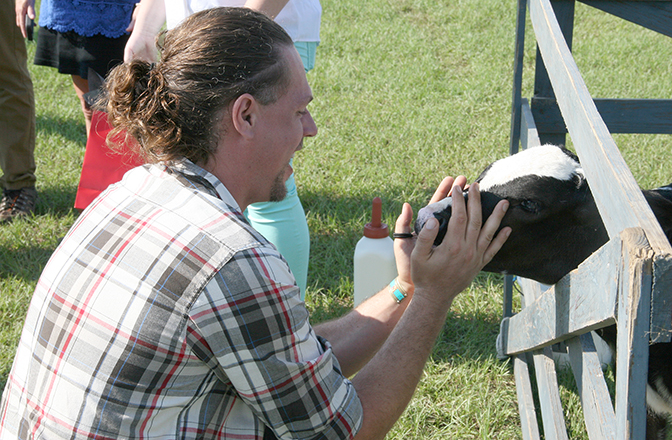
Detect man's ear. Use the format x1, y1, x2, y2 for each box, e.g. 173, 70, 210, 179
231, 93, 258, 140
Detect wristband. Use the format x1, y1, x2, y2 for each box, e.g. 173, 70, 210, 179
389, 278, 408, 304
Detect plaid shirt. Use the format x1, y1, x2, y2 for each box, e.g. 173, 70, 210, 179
0, 160, 362, 440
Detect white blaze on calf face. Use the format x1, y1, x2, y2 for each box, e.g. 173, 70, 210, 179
416, 145, 584, 242
417, 145, 583, 230
416, 197, 451, 231
478, 144, 584, 191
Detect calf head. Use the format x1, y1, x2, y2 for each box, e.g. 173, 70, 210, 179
415, 144, 672, 440
415, 145, 609, 284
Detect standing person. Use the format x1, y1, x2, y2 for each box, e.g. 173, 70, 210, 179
15, 0, 137, 137
0, 8, 511, 439
0, 0, 37, 224
125, 0, 320, 299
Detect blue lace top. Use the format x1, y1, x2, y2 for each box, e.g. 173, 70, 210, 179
38, 0, 136, 38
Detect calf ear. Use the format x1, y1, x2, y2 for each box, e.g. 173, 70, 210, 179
571, 184, 603, 222
571, 171, 586, 190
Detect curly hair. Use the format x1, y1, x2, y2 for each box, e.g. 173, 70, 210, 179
104, 7, 294, 165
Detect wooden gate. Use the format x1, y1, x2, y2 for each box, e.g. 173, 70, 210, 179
497, 0, 672, 438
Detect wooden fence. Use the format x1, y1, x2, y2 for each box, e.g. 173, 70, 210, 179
497, 0, 672, 438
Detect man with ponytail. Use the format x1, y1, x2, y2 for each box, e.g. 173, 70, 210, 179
126, 0, 321, 299
0, 8, 510, 440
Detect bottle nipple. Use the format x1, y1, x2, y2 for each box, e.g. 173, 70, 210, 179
363, 197, 390, 239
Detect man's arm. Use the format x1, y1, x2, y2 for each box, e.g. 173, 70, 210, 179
318, 182, 510, 440
314, 175, 461, 376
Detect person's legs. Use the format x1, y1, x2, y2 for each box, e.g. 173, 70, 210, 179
245, 41, 318, 299
71, 74, 92, 137
0, 0, 37, 222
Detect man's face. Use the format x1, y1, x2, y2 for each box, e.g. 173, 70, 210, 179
255, 46, 317, 202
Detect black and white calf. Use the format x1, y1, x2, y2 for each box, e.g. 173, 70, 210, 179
415, 144, 672, 440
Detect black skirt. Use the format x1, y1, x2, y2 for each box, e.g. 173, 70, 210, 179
34, 27, 129, 79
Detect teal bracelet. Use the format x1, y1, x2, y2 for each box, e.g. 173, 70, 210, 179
389, 278, 408, 304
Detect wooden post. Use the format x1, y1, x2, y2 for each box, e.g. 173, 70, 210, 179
615, 229, 653, 439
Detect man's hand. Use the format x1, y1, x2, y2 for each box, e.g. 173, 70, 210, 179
411, 182, 510, 306
392, 175, 469, 296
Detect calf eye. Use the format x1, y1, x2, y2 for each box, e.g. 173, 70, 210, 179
519, 199, 541, 213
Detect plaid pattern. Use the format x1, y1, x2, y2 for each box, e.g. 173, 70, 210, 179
0, 161, 362, 440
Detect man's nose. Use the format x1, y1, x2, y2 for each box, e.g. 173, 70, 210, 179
303, 110, 317, 137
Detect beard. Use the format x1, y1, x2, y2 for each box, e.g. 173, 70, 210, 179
269, 171, 288, 202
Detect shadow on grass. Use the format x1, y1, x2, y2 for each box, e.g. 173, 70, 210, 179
432, 274, 509, 362
37, 114, 87, 147
35, 185, 78, 218
0, 240, 52, 282
0, 186, 79, 283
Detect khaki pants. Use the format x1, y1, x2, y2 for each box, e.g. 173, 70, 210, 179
0, 0, 36, 190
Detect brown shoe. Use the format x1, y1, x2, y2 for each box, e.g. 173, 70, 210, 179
0, 187, 37, 223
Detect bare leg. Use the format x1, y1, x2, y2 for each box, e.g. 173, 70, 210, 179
71, 75, 91, 137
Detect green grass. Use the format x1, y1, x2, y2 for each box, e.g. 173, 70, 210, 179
2, 0, 672, 437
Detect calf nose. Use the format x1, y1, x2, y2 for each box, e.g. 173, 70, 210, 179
414, 192, 469, 246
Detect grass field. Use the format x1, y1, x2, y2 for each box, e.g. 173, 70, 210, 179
2, 0, 671, 437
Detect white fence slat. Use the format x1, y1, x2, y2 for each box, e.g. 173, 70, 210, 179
497, 237, 620, 357
519, 274, 569, 440
521, 99, 542, 148
532, 348, 570, 440
514, 354, 542, 440
566, 333, 616, 440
